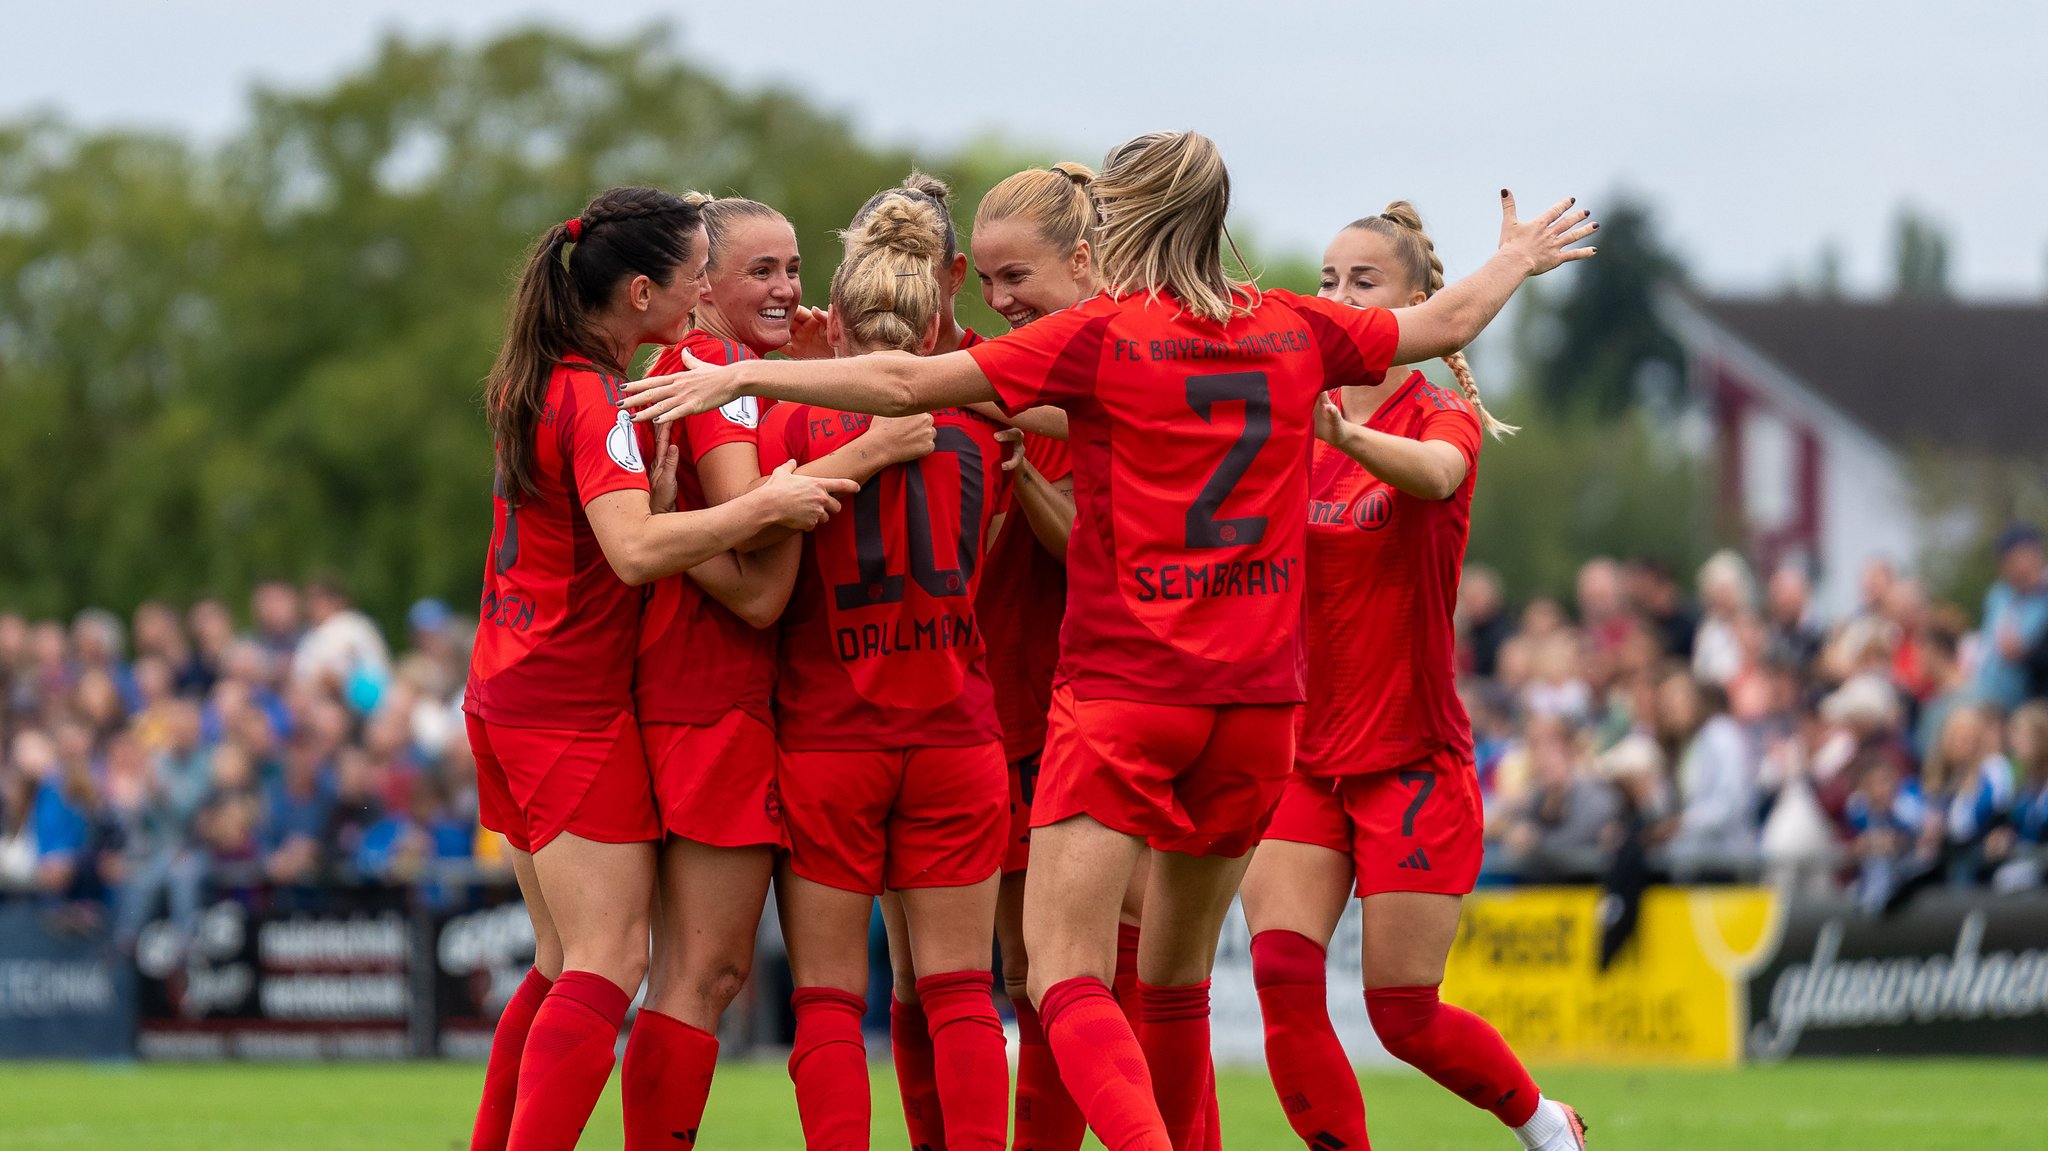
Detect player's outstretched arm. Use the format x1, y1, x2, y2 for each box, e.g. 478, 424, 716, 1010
1392, 190, 1596, 366
624, 347, 998, 424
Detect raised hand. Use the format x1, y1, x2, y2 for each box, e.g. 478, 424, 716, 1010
784, 305, 835, 361
756, 459, 858, 531
648, 422, 681, 514
623, 347, 740, 424
864, 412, 937, 466
1497, 189, 1598, 277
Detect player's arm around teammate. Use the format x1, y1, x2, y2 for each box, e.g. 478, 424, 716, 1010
463, 189, 854, 1151
617, 183, 1591, 428
1238, 205, 1586, 1151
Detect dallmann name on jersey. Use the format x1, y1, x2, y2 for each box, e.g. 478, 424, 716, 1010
835, 610, 983, 662
1132, 558, 1296, 603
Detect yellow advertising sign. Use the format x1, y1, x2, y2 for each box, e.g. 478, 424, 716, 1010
1437, 886, 1783, 1065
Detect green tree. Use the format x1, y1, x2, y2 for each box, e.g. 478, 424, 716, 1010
1520, 196, 1686, 418
0, 25, 1049, 629
1891, 206, 1951, 299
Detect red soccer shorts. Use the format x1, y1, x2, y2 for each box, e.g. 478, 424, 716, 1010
1262, 746, 1484, 897
1034, 685, 1296, 857
642, 710, 782, 850
1002, 751, 1042, 875
469, 710, 660, 854
778, 742, 1007, 895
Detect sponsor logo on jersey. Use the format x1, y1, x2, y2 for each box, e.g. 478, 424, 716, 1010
719, 396, 761, 429
606, 410, 646, 473
1353, 489, 1392, 532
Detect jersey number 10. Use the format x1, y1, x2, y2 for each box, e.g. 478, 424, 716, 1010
832, 427, 986, 609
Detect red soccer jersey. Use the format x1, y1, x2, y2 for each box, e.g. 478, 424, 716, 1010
758, 401, 1012, 749
633, 330, 779, 725
466, 356, 650, 729
966, 288, 1400, 706
1298, 371, 1481, 776
975, 431, 1074, 761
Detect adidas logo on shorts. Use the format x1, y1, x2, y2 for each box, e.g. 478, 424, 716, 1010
1397, 847, 1432, 871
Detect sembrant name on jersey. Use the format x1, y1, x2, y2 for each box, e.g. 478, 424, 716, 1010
835, 610, 983, 662
1133, 558, 1296, 603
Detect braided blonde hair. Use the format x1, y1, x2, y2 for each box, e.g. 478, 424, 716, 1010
1350, 201, 1519, 439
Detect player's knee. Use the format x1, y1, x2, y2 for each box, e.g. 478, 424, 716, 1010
1364, 983, 1442, 1052
694, 957, 751, 1013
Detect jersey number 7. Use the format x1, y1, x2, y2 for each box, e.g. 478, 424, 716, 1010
832, 427, 987, 609
1184, 371, 1271, 550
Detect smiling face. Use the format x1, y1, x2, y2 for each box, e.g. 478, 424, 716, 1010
1318, 226, 1426, 310
973, 216, 1093, 330
698, 214, 801, 353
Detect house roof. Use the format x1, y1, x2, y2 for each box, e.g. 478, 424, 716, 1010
1686, 295, 2048, 455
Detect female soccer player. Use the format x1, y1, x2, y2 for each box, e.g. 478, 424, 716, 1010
761, 190, 1015, 1151
462, 186, 857, 1151
622, 193, 934, 1151
1239, 204, 1586, 1151
626, 132, 1594, 1151
968, 162, 1102, 1151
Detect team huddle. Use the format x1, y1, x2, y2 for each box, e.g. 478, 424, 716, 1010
460, 131, 1597, 1151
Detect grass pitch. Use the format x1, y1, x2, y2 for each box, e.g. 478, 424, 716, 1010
2, 1058, 2040, 1150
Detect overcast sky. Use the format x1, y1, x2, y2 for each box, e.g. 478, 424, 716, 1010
12, 0, 2046, 301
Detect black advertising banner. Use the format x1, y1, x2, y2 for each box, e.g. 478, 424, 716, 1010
431, 894, 537, 1058
0, 904, 136, 1058
1746, 892, 2048, 1060
135, 899, 415, 1059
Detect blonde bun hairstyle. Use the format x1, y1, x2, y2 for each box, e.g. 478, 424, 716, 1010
831, 191, 948, 353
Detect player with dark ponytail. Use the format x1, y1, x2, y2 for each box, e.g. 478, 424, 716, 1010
465, 186, 855, 1151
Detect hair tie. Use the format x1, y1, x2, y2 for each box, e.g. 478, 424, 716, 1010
564, 217, 584, 242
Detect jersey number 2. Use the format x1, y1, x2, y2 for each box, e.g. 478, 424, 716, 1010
1184, 370, 1271, 549
832, 427, 986, 609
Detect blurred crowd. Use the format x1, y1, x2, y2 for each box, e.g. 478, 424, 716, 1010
5, 526, 2048, 941
0, 576, 491, 941
1464, 525, 2048, 910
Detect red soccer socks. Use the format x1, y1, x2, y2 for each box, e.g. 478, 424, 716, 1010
507, 970, 630, 1151
1251, 930, 1369, 1151
891, 996, 946, 1151
791, 987, 873, 1151
622, 1008, 720, 1151
471, 966, 552, 1151
1365, 984, 1541, 1128
1136, 981, 1212, 1151
917, 971, 1009, 1151
1040, 976, 1170, 1151
1012, 1000, 1086, 1151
